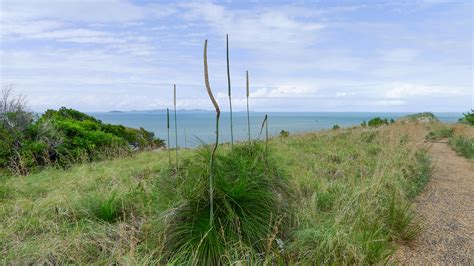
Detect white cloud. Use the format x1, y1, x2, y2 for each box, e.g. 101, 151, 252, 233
252, 85, 318, 98
183, 1, 325, 52
385, 83, 464, 99
378, 48, 420, 62
0, 0, 146, 23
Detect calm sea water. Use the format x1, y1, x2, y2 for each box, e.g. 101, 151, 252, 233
90, 112, 463, 148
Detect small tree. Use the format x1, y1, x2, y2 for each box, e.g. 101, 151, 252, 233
0, 85, 34, 174
459, 109, 474, 125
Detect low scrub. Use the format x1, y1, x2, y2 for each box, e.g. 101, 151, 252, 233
1, 105, 164, 174
367, 117, 394, 127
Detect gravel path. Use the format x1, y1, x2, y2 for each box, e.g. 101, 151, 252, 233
394, 141, 474, 264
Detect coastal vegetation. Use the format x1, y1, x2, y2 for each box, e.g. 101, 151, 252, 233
1, 121, 437, 264
458, 109, 474, 125
0, 88, 164, 174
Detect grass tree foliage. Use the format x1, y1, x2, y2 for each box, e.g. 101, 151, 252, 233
157, 142, 291, 264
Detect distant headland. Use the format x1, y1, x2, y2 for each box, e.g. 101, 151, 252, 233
107, 109, 209, 113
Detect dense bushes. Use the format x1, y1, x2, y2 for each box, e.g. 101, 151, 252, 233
1, 94, 164, 174
368, 117, 391, 127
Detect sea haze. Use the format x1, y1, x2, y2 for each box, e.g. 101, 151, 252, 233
89, 112, 463, 148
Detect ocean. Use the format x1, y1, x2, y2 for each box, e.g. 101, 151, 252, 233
90, 112, 463, 148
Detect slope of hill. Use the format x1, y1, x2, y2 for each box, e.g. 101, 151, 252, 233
3, 122, 466, 264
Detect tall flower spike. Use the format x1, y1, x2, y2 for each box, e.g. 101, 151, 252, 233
173, 84, 178, 169
246, 70, 251, 142
226, 34, 234, 147
204, 39, 220, 227
167, 107, 171, 167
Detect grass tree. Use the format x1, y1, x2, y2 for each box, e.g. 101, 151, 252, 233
204, 39, 220, 227
226, 34, 234, 147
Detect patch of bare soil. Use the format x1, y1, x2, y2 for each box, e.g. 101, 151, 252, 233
394, 141, 473, 264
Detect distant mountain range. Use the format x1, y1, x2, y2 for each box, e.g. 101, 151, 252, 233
107, 109, 209, 113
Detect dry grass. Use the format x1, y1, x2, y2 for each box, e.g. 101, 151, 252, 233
1, 122, 434, 264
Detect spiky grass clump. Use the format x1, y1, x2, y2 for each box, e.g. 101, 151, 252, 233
156, 142, 291, 264
80, 191, 125, 222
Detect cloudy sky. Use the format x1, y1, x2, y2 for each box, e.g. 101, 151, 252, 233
1, 0, 472, 112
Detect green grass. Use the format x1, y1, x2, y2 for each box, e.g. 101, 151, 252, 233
0, 123, 432, 264
426, 127, 454, 140
449, 136, 474, 159
153, 142, 291, 264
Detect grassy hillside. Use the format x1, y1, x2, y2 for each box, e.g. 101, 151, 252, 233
1, 122, 434, 264
398, 112, 439, 123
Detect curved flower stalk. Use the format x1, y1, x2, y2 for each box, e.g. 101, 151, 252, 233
204, 39, 220, 227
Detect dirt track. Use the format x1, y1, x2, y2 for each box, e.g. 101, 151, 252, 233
394, 141, 474, 264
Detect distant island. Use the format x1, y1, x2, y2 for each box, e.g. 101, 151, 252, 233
107, 109, 209, 113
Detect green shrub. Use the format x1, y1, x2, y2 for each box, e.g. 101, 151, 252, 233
449, 136, 474, 159
280, 130, 289, 138
156, 142, 291, 264
332, 124, 340, 130
368, 117, 389, 127
0, 106, 165, 174
458, 109, 474, 125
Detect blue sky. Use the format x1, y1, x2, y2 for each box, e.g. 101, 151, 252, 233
0, 0, 472, 112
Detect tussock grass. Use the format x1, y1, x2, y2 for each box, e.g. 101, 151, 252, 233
155, 142, 291, 264
1, 123, 433, 264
